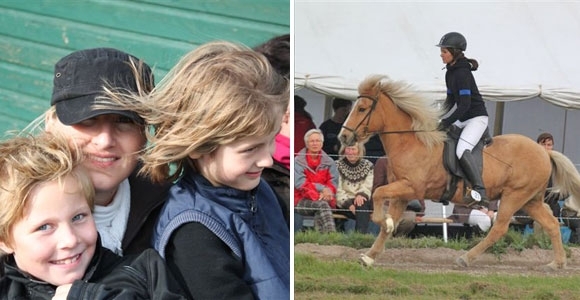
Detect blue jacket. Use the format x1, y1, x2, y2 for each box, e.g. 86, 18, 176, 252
153, 173, 290, 299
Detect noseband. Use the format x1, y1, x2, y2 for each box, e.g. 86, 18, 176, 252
341, 94, 378, 142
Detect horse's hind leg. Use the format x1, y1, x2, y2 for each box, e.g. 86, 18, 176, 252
525, 200, 566, 270
456, 192, 525, 267
456, 212, 511, 267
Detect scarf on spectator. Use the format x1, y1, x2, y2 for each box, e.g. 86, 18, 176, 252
93, 179, 130, 255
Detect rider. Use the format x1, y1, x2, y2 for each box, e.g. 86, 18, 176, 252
436, 32, 489, 205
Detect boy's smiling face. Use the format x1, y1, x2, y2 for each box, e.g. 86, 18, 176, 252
195, 132, 277, 191
0, 175, 97, 286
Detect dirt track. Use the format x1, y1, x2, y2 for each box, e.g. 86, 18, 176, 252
295, 243, 580, 276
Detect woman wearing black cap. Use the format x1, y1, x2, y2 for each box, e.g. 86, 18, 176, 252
42, 48, 169, 257
436, 32, 489, 205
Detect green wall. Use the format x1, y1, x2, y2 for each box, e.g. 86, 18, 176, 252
0, 0, 289, 134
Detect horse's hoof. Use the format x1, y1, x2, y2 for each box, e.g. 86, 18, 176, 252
542, 261, 566, 271
359, 254, 375, 267
455, 255, 469, 268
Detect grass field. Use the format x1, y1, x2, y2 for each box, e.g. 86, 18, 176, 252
294, 230, 580, 300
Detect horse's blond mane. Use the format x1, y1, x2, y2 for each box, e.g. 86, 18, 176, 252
359, 75, 446, 149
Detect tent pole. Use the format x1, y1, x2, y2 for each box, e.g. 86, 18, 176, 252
493, 102, 505, 136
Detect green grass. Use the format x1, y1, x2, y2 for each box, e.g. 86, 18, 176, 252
294, 230, 579, 299
294, 254, 580, 299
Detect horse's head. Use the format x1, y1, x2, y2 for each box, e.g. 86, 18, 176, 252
339, 80, 384, 147
338, 93, 383, 147
340, 74, 444, 149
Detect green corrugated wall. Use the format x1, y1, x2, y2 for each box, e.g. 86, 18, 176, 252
0, 0, 289, 134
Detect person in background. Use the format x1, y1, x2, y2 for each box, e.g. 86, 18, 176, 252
335, 142, 374, 233
0, 133, 186, 300
294, 95, 316, 156
562, 195, 580, 244
103, 41, 290, 299
363, 135, 386, 165
319, 97, 352, 159
36, 48, 169, 256
253, 34, 290, 78
372, 156, 420, 236
528, 132, 564, 235
537, 132, 554, 151
510, 133, 560, 233
255, 34, 290, 227
295, 129, 338, 233
536, 132, 560, 217
436, 31, 489, 205
452, 202, 495, 233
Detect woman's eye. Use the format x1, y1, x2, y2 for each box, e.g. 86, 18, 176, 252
117, 116, 134, 124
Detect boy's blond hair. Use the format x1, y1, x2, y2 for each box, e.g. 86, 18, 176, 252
0, 133, 94, 250
102, 41, 290, 183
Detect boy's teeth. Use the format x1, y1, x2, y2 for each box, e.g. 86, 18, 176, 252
54, 254, 79, 265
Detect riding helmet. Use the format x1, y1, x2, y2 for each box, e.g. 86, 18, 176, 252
436, 32, 467, 51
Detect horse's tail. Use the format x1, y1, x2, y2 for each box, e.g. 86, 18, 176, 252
549, 151, 580, 207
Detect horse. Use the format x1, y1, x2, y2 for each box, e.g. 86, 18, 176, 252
338, 74, 580, 270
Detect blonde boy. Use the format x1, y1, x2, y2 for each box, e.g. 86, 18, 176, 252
0, 133, 185, 299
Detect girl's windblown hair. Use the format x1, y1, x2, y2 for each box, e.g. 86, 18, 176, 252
102, 41, 290, 183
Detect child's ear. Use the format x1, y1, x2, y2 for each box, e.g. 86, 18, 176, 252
0, 241, 14, 254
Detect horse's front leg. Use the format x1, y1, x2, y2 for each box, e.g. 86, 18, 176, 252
361, 181, 415, 267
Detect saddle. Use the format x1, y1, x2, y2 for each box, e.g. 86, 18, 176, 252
439, 125, 493, 205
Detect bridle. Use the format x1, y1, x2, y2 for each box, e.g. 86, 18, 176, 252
341, 89, 429, 141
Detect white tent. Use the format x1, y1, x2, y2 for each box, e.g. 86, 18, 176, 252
295, 1, 580, 109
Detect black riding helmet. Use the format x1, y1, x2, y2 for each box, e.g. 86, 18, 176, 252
436, 32, 467, 51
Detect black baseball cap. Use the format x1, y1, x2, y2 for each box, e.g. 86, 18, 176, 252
50, 48, 153, 125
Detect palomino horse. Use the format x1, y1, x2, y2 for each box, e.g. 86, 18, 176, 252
338, 74, 580, 270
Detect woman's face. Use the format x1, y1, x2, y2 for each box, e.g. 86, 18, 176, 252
344, 145, 360, 163
440, 48, 454, 64
306, 133, 323, 154
47, 114, 146, 205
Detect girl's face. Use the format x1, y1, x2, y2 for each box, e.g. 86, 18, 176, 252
344, 145, 360, 164
0, 175, 97, 286
47, 114, 145, 205
440, 48, 454, 64
196, 132, 277, 191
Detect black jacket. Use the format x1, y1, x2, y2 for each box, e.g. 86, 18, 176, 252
441, 57, 488, 127
123, 169, 170, 255
261, 161, 290, 227
0, 240, 188, 299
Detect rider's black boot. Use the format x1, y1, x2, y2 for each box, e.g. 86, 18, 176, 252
459, 149, 489, 206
